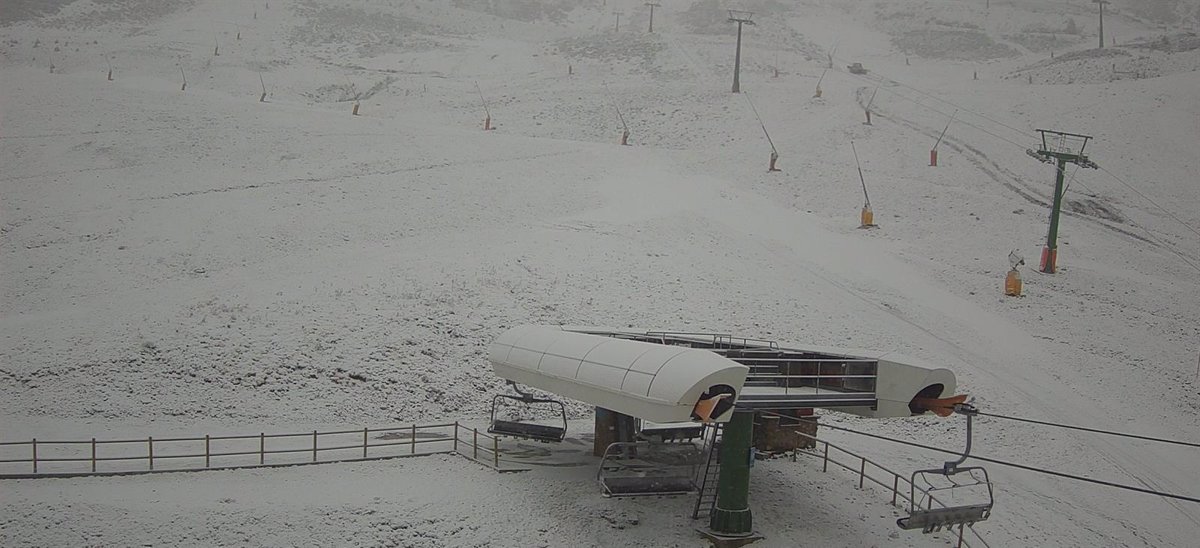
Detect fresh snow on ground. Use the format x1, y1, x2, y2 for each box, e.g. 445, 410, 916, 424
2, 0, 1199, 546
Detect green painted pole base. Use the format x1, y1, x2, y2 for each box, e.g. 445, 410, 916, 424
709, 409, 755, 536
710, 507, 753, 535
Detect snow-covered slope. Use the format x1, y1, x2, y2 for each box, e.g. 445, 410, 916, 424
2, 1, 1198, 546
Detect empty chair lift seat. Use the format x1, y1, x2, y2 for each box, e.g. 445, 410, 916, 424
897, 504, 992, 533
489, 325, 749, 424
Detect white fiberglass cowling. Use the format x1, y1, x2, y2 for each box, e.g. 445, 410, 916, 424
488, 325, 748, 423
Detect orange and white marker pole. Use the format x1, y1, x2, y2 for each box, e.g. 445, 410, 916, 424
745, 92, 781, 174
476, 81, 495, 131
863, 86, 879, 125
930, 110, 957, 168
852, 141, 877, 228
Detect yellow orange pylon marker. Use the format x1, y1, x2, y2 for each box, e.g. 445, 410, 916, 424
1005, 250, 1026, 296
1005, 267, 1023, 297
859, 205, 876, 228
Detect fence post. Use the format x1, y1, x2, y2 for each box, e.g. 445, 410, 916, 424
473, 428, 479, 460
493, 436, 499, 468
148, 437, 154, 471
858, 457, 866, 489
453, 422, 459, 453
259, 432, 265, 465
363, 428, 369, 459
205, 435, 211, 468
32, 438, 37, 473
312, 431, 318, 463
411, 424, 417, 455
892, 474, 899, 506
822, 442, 829, 472
91, 438, 97, 473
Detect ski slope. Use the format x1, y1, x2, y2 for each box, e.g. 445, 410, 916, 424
2, 1, 1199, 546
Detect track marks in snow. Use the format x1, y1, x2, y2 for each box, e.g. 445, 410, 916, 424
862, 92, 1152, 245
137, 148, 586, 202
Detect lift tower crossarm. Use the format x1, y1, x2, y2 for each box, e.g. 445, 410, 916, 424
645, 3, 660, 33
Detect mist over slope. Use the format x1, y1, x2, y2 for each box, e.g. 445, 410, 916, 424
2, 1, 1198, 547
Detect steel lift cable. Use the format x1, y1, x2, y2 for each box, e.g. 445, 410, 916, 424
975, 411, 1200, 449
812, 420, 1200, 505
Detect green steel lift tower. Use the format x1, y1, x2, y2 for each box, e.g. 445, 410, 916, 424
1026, 129, 1099, 274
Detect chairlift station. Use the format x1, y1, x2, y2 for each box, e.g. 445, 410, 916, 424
487, 326, 991, 541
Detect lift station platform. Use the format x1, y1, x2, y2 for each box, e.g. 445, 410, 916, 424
552, 327, 955, 420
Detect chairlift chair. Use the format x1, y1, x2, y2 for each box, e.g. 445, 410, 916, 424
488, 382, 568, 443
898, 404, 995, 533
637, 420, 706, 443
597, 441, 700, 497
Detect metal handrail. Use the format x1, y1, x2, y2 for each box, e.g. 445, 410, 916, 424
745, 374, 878, 379
733, 358, 879, 363
787, 429, 990, 548
0, 422, 509, 477
643, 331, 781, 350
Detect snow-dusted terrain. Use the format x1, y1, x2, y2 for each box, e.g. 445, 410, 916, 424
2, 0, 1199, 546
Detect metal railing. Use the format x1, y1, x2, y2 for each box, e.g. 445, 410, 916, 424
741, 360, 878, 397
0, 422, 516, 478
641, 331, 781, 350
787, 429, 990, 548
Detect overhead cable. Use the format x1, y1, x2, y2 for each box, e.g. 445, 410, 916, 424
975, 411, 1200, 449
813, 421, 1200, 505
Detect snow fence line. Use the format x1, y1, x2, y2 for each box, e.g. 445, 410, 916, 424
789, 429, 990, 548
0, 422, 529, 478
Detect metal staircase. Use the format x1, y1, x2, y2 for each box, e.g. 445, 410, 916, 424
691, 423, 723, 520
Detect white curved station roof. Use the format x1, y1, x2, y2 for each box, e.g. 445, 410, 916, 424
489, 325, 748, 423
